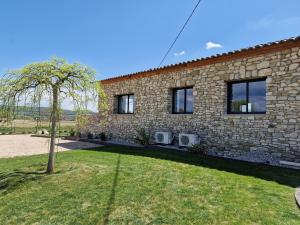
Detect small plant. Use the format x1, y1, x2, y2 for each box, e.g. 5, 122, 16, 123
69, 128, 75, 137
188, 144, 207, 155
41, 129, 49, 135
268, 123, 276, 128
135, 128, 151, 146
99, 132, 106, 141
77, 132, 82, 138
87, 132, 93, 139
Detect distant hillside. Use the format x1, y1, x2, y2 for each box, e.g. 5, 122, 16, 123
11, 106, 96, 121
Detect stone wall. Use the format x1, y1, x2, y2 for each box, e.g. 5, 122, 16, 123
94, 46, 300, 163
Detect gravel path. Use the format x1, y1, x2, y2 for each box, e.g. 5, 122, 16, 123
0, 134, 102, 158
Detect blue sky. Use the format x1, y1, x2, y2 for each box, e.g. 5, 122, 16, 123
0, 0, 299, 82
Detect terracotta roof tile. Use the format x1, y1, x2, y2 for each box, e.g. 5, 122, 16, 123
101, 36, 300, 84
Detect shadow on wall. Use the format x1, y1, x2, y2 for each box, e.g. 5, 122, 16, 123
83, 146, 300, 188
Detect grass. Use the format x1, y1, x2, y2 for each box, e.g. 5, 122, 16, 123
1, 119, 76, 128
0, 146, 299, 225
0, 119, 75, 134
0, 126, 74, 135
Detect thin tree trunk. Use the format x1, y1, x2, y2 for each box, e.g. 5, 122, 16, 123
47, 86, 58, 174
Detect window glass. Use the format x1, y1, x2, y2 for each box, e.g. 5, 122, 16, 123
186, 88, 194, 113
173, 88, 193, 114
231, 83, 247, 113
118, 94, 134, 114
118, 95, 127, 113
128, 95, 134, 113
174, 89, 185, 113
249, 80, 266, 112
228, 79, 266, 114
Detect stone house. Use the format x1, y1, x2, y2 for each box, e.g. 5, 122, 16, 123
96, 37, 300, 164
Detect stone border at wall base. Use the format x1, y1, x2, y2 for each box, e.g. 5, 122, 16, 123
280, 160, 300, 168
65, 137, 300, 171
295, 187, 300, 209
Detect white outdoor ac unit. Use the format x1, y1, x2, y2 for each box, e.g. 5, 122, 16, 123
179, 133, 200, 147
154, 131, 173, 144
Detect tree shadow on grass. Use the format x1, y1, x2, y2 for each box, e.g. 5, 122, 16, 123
102, 154, 121, 225
85, 146, 300, 188
0, 161, 90, 196
0, 169, 47, 195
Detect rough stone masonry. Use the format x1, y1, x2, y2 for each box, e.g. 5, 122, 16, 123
89, 37, 300, 164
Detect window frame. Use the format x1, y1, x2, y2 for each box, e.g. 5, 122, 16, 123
172, 87, 194, 114
117, 94, 134, 114
227, 78, 267, 114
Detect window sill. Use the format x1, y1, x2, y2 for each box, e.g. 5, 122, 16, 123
170, 113, 194, 115
226, 112, 266, 115
224, 113, 267, 119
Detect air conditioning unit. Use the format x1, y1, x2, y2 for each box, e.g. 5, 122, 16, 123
154, 131, 173, 144
179, 133, 200, 147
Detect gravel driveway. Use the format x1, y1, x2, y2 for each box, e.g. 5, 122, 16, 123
0, 134, 102, 158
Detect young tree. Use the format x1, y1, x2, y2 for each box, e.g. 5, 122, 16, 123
0, 58, 99, 173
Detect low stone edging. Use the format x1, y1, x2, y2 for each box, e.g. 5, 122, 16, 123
295, 187, 300, 208
64, 137, 300, 171
30, 134, 70, 138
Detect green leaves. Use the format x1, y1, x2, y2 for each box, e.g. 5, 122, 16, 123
1, 57, 100, 112
0, 57, 105, 129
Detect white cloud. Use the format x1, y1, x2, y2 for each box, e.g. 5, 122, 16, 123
174, 50, 185, 57
206, 42, 223, 50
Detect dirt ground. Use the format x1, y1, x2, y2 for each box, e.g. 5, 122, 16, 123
0, 134, 102, 158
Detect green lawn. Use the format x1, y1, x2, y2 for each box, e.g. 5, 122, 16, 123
0, 147, 299, 225
0, 126, 74, 135
0, 119, 75, 134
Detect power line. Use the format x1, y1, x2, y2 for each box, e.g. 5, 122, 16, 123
158, 0, 202, 67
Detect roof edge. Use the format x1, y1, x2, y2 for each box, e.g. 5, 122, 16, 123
101, 36, 300, 85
